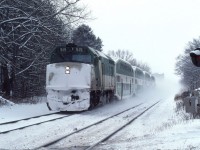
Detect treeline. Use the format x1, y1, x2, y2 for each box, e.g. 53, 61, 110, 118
0, 0, 89, 101
0, 0, 151, 101
175, 37, 200, 90
107, 50, 151, 73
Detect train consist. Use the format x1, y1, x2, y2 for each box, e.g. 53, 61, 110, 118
46, 44, 155, 111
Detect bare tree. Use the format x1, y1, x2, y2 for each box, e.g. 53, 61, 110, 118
108, 50, 135, 62
136, 61, 151, 73
107, 49, 151, 72
175, 37, 200, 90
0, 0, 89, 100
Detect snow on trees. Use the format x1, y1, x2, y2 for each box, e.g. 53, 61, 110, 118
175, 37, 200, 90
0, 0, 89, 100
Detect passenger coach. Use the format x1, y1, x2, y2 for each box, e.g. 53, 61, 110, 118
132, 66, 145, 92
113, 58, 135, 99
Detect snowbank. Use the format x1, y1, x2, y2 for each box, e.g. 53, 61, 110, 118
0, 96, 15, 106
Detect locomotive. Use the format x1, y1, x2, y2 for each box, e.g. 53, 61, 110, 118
46, 44, 155, 111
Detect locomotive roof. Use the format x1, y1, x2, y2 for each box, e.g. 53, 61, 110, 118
89, 47, 114, 64
89, 47, 112, 59
111, 57, 132, 66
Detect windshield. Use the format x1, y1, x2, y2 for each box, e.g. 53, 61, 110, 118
50, 46, 92, 64
72, 55, 91, 63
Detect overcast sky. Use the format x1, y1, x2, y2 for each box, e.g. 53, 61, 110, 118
81, 0, 200, 79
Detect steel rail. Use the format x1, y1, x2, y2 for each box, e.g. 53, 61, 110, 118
0, 112, 60, 126
85, 101, 160, 150
0, 114, 73, 134
36, 103, 143, 149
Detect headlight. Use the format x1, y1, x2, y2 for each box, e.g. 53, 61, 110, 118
65, 66, 70, 74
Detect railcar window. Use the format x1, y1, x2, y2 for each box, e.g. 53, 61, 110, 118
117, 62, 132, 76
135, 70, 143, 79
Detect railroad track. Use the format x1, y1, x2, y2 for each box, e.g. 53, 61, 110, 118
35, 101, 159, 149
0, 112, 74, 134
0, 112, 59, 126
35, 102, 146, 149
86, 101, 160, 150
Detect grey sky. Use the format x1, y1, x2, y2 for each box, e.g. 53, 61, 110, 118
82, 0, 200, 79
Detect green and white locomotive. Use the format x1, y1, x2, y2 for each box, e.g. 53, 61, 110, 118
46, 44, 115, 111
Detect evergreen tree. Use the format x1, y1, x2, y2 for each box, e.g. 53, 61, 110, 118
72, 24, 103, 51
95, 37, 103, 51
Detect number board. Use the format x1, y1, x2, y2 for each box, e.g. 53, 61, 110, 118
60, 47, 86, 53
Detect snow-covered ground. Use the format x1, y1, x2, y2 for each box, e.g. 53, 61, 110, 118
1, 79, 200, 149
96, 97, 200, 150
0, 102, 52, 123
